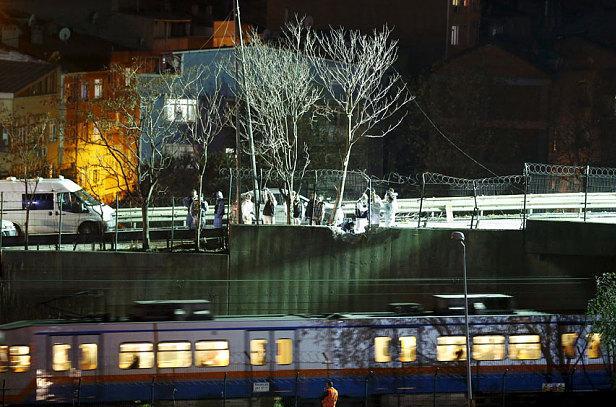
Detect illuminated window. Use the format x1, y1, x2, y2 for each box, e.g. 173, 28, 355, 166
509, 335, 541, 360
561, 333, 578, 359
195, 341, 230, 367
165, 98, 197, 122
94, 79, 103, 99
157, 342, 192, 368
472, 336, 505, 361
9, 346, 30, 372
452, 0, 462, 5
587, 334, 601, 359
81, 83, 88, 100
374, 337, 392, 363
52, 344, 71, 371
119, 343, 154, 369
437, 336, 467, 361
451, 26, 460, 45
250, 339, 267, 366
79, 344, 97, 370
276, 339, 293, 365
399, 336, 417, 362
0, 346, 8, 372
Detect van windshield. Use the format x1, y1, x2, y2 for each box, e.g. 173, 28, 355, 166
74, 189, 101, 206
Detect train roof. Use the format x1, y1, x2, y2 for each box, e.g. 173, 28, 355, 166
0, 310, 557, 331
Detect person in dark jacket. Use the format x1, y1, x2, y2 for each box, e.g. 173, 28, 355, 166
263, 189, 277, 224
213, 191, 225, 229
305, 192, 317, 224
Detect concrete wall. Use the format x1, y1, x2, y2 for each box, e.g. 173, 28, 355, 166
1, 220, 614, 323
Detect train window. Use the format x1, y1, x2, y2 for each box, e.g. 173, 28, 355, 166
52, 344, 72, 371
0, 346, 8, 372
399, 336, 417, 362
118, 343, 154, 369
276, 339, 293, 365
587, 333, 601, 359
509, 335, 541, 360
9, 346, 30, 372
374, 337, 392, 363
437, 336, 467, 361
472, 336, 505, 361
561, 333, 578, 359
79, 344, 97, 370
250, 339, 267, 366
157, 342, 192, 368
195, 341, 230, 367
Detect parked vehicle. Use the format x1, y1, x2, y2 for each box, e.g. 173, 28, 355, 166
0, 177, 115, 235
1, 220, 17, 236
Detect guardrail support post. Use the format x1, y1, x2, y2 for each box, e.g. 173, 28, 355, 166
522, 164, 528, 229
418, 173, 426, 228
170, 197, 175, 251
584, 164, 590, 222
471, 180, 478, 229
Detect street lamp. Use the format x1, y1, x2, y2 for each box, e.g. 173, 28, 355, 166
450, 231, 473, 406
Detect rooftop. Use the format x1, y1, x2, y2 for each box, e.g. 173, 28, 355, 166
0, 59, 56, 94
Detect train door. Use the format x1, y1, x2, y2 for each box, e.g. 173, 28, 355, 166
272, 330, 297, 397
246, 330, 271, 400
74, 335, 101, 402
46, 335, 74, 402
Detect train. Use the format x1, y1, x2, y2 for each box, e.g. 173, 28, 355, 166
0, 309, 612, 405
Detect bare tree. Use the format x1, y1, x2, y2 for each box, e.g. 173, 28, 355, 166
311, 26, 413, 223
0, 108, 56, 249
88, 64, 184, 250
232, 18, 321, 223
178, 65, 228, 249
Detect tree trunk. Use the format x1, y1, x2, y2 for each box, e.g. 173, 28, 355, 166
141, 203, 150, 250
24, 208, 30, 250
331, 119, 353, 225
195, 168, 206, 252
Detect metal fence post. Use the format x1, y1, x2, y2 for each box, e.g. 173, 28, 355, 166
2, 378, 5, 407
501, 368, 508, 407
150, 376, 155, 407
368, 175, 372, 229
584, 164, 590, 222
223, 371, 227, 407
418, 173, 426, 228
471, 180, 478, 229
170, 197, 175, 251
294, 371, 300, 407
364, 371, 372, 407
114, 194, 119, 252
433, 367, 438, 407
522, 164, 528, 229
58, 195, 62, 250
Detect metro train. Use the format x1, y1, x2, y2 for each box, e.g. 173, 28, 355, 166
0, 311, 611, 405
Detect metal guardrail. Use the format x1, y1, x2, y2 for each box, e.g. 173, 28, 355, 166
116, 192, 616, 227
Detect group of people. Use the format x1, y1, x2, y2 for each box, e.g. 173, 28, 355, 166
353, 188, 398, 233
183, 189, 226, 230
239, 188, 321, 225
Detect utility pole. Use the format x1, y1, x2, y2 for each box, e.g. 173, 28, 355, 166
234, 0, 260, 224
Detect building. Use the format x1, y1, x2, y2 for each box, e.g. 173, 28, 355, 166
0, 53, 60, 178
265, 0, 481, 72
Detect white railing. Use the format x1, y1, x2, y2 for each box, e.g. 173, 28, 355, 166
115, 192, 616, 230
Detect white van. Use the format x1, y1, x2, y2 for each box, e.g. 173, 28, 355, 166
0, 177, 115, 235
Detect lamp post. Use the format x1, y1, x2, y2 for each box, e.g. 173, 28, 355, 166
450, 231, 473, 406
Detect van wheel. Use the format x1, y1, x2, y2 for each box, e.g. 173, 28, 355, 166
78, 222, 99, 235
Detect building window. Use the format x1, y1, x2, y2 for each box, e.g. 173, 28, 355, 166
250, 339, 267, 366
0, 346, 8, 372
472, 335, 505, 361
195, 340, 230, 367
399, 336, 417, 362
118, 343, 154, 369
374, 337, 392, 363
94, 79, 103, 99
165, 98, 197, 122
9, 346, 30, 372
79, 344, 98, 370
52, 344, 71, 371
561, 333, 578, 359
452, 0, 462, 6
587, 333, 601, 359
451, 26, 459, 45
0, 126, 8, 149
509, 335, 541, 360
81, 82, 89, 100
276, 339, 293, 365
437, 336, 467, 361
22, 193, 54, 210
157, 342, 192, 368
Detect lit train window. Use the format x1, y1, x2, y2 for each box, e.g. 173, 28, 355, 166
79, 344, 98, 370
118, 343, 154, 369
9, 346, 30, 372
195, 341, 230, 367
157, 342, 192, 368
587, 333, 601, 359
437, 336, 467, 361
561, 333, 578, 359
276, 339, 293, 365
250, 339, 267, 366
508, 335, 541, 360
472, 336, 505, 361
399, 336, 417, 362
0, 346, 8, 372
374, 337, 392, 363
52, 344, 71, 371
